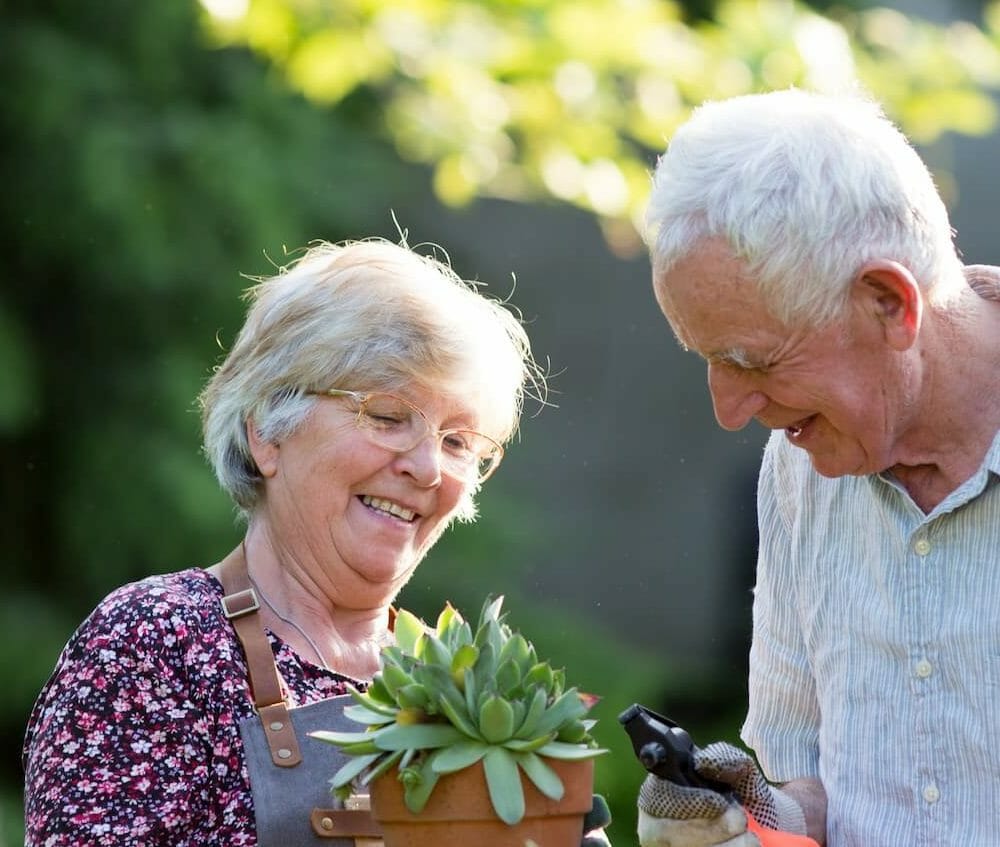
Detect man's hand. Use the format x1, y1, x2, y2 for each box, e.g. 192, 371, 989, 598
693, 743, 805, 834
636, 773, 760, 847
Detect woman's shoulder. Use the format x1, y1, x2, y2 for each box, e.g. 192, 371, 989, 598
72, 568, 233, 663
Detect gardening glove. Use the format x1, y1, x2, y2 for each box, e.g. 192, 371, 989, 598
581, 793, 612, 846
637, 772, 757, 847
693, 743, 806, 835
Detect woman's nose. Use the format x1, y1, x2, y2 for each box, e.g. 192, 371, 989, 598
707, 363, 768, 431
395, 435, 443, 486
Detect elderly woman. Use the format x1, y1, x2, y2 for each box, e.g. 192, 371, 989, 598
22, 239, 551, 845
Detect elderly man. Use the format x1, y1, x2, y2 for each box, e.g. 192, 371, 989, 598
637, 89, 1000, 847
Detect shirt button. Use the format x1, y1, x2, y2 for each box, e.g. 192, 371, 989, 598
914, 538, 931, 556
923, 783, 940, 803
915, 659, 933, 678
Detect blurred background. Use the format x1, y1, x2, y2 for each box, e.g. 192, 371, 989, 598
5, 0, 1000, 843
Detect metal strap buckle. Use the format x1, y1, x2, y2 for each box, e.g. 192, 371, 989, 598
221, 588, 260, 620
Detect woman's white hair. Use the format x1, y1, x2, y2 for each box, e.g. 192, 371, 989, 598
200, 238, 542, 520
645, 88, 964, 327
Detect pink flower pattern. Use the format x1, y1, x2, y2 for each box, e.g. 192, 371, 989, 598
23, 568, 357, 846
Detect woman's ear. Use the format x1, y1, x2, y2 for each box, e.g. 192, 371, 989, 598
246, 417, 279, 478
852, 259, 923, 351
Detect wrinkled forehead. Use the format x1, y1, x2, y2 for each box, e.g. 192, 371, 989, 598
652, 240, 766, 350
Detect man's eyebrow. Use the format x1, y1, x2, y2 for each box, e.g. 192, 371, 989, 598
705, 347, 763, 369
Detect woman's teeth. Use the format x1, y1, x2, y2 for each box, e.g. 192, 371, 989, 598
362, 495, 416, 522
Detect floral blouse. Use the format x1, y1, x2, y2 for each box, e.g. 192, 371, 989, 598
23, 568, 358, 846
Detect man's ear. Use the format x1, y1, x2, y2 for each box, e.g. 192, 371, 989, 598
852, 259, 923, 351
246, 417, 279, 478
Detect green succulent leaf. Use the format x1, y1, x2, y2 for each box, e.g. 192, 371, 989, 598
514, 751, 564, 801
434, 602, 464, 638
502, 732, 556, 753
401, 757, 441, 814
348, 687, 400, 718
523, 662, 554, 692
394, 609, 426, 655
536, 741, 609, 760
494, 658, 522, 697
420, 632, 454, 668
533, 689, 587, 737
463, 667, 478, 719
556, 718, 589, 744
396, 683, 431, 710
451, 643, 479, 680
330, 751, 381, 788
497, 632, 531, 673
342, 703, 396, 726
479, 695, 516, 744
479, 595, 505, 627
310, 729, 380, 746
483, 745, 525, 825
364, 675, 396, 704
430, 740, 490, 774
436, 688, 483, 740
360, 748, 404, 785
373, 722, 467, 751
380, 664, 413, 698
513, 686, 548, 739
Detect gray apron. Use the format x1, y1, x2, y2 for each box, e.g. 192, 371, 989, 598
216, 550, 384, 847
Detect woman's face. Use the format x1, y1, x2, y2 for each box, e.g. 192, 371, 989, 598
250, 385, 483, 607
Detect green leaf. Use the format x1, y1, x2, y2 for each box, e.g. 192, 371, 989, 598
396, 683, 431, 709
401, 758, 441, 814
429, 740, 489, 774
478, 695, 516, 744
394, 608, 425, 655
502, 733, 556, 753
360, 748, 404, 784
330, 752, 381, 788
436, 688, 483, 740
513, 685, 548, 739
451, 643, 479, 678
348, 687, 399, 718
515, 751, 564, 801
373, 723, 467, 751
535, 741, 609, 760
483, 746, 525, 825
380, 664, 413, 698
310, 729, 377, 746
494, 658, 522, 696
532, 689, 587, 737
342, 704, 396, 726
420, 632, 454, 668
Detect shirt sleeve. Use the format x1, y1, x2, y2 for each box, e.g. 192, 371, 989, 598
23, 583, 246, 846
740, 433, 821, 782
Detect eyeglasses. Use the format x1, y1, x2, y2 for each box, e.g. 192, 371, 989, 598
312, 389, 504, 483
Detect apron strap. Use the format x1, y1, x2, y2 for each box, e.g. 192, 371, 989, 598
217, 548, 303, 768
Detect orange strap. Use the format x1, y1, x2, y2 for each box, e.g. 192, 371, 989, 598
746, 811, 820, 846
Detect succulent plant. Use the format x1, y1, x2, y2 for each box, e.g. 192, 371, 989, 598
312, 596, 606, 825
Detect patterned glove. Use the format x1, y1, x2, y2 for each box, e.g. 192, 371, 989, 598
637, 774, 759, 847
693, 743, 805, 835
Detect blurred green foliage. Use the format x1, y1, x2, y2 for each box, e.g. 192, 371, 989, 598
205, 0, 1000, 252
7, 0, 1000, 844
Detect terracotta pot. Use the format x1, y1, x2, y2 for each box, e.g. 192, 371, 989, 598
370, 756, 594, 847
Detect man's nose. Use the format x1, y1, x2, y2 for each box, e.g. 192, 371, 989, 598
707, 363, 768, 431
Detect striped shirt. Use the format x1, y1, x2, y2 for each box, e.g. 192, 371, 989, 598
743, 428, 1000, 847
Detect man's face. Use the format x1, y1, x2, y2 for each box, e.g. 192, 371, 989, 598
653, 239, 911, 478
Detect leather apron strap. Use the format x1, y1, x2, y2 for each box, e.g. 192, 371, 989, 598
215, 547, 384, 843
217, 549, 303, 768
